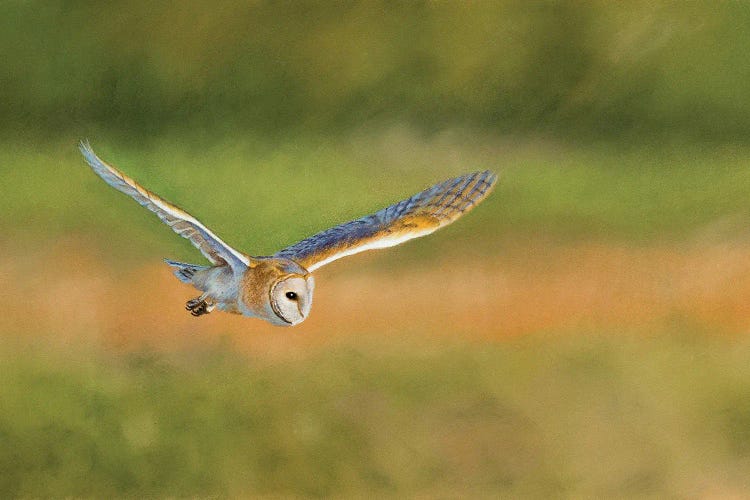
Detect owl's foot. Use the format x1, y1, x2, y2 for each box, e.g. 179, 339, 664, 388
186, 296, 215, 317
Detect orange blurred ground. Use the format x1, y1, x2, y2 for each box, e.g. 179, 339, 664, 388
3, 238, 749, 358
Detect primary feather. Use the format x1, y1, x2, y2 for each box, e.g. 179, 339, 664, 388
79, 141, 249, 271
275, 170, 498, 271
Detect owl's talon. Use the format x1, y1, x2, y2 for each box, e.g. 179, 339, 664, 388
186, 296, 213, 317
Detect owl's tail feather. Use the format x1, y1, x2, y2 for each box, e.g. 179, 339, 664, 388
164, 259, 209, 284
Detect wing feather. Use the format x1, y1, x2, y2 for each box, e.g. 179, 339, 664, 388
79, 141, 249, 270
275, 170, 498, 272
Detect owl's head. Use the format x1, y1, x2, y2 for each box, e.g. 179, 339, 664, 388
268, 272, 315, 326
241, 258, 315, 326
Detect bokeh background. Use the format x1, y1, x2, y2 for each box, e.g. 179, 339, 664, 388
3, 1, 750, 497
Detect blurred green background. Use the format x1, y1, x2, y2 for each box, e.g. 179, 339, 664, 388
6, 0, 750, 142
3, 1, 750, 497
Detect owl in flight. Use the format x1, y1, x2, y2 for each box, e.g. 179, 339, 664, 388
79, 141, 498, 326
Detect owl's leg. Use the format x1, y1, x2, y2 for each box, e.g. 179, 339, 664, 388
186, 294, 215, 317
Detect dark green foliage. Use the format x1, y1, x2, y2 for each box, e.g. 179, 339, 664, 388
4, 2, 750, 141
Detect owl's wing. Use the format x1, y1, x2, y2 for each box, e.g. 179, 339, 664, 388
275, 170, 498, 272
79, 141, 250, 270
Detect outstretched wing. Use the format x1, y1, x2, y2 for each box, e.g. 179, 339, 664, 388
79, 141, 249, 270
275, 170, 498, 272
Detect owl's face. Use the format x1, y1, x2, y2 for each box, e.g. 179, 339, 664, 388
240, 258, 315, 326
269, 274, 315, 326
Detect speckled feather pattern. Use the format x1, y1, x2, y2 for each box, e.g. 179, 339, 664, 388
275, 170, 498, 271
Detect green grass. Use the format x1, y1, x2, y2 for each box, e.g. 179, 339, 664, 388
2, 332, 750, 497
3, 133, 749, 265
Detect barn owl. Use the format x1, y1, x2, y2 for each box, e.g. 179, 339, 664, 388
79, 141, 498, 326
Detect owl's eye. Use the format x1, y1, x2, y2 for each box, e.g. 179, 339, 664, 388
285, 291, 298, 300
